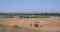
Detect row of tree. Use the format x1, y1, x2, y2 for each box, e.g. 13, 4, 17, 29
0, 13, 60, 18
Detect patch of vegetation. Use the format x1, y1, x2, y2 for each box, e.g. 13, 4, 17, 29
0, 27, 5, 30
12, 25, 22, 29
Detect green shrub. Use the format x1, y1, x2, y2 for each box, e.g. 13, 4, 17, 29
12, 25, 22, 29
0, 27, 5, 30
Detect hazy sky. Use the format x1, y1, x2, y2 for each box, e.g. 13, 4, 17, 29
0, 0, 60, 13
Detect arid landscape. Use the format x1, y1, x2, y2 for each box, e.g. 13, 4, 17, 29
0, 13, 60, 32
0, 0, 60, 32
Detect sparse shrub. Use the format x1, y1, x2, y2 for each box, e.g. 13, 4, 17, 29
12, 25, 22, 29
2, 28, 5, 30
0, 27, 5, 30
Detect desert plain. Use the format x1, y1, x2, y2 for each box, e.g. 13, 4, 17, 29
0, 17, 60, 32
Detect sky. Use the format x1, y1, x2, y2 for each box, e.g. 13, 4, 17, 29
0, 0, 60, 13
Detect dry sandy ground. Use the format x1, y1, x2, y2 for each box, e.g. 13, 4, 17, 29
0, 17, 60, 32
